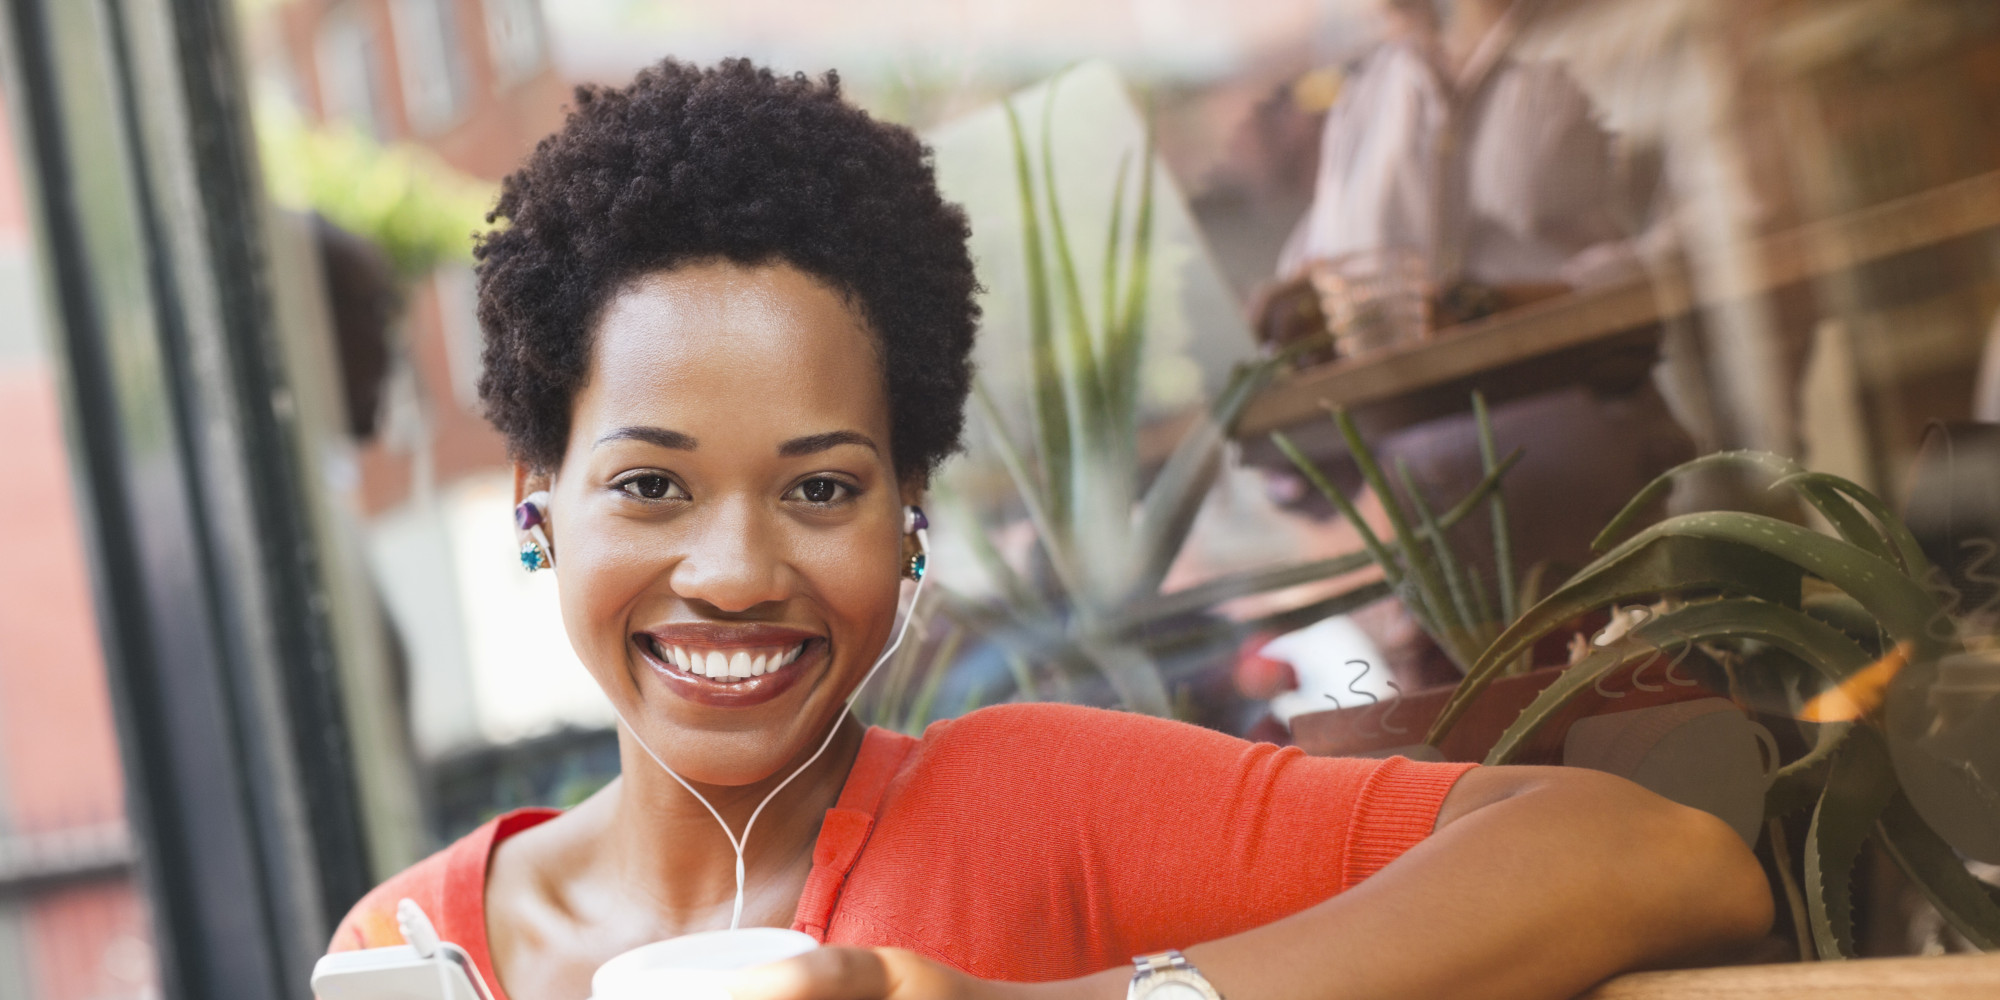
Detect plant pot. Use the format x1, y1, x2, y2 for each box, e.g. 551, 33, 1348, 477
1287, 656, 1719, 764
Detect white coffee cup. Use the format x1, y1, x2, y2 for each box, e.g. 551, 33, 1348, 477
591, 928, 818, 1000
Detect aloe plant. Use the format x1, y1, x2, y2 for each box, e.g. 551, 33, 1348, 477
923, 75, 1418, 719
1442, 450, 1999, 959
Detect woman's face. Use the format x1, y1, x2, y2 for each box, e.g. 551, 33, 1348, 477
535, 262, 910, 787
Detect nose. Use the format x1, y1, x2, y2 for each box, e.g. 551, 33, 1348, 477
667, 498, 790, 613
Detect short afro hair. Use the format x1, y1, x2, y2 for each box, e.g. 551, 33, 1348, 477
475, 58, 979, 481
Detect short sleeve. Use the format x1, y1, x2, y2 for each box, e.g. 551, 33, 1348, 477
824, 702, 1475, 980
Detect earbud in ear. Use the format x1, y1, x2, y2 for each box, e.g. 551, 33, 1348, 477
902, 505, 929, 581
516, 491, 554, 572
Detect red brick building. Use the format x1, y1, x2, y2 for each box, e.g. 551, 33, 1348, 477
265, 0, 568, 516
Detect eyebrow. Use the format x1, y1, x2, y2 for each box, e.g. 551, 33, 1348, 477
778, 430, 878, 457
596, 426, 697, 450
594, 426, 877, 457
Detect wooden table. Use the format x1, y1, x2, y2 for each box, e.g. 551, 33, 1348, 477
1234, 168, 2000, 440
1582, 952, 2000, 999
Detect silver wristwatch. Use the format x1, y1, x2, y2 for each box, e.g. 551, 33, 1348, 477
1127, 950, 1225, 1000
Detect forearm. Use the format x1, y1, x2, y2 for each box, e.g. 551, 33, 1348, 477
1041, 768, 1772, 1000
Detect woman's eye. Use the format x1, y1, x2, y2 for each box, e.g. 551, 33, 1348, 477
791, 477, 851, 505
619, 474, 681, 501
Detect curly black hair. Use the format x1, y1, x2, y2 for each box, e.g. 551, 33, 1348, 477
474, 58, 979, 481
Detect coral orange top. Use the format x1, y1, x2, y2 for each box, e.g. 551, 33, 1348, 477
330, 703, 1473, 997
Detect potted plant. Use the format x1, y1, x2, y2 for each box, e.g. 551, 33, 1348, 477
1281, 438, 2000, 960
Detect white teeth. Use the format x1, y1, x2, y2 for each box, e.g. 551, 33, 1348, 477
654, 641, 810, 679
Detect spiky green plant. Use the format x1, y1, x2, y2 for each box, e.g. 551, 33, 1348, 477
1270, 393, 1524, 674
927, 74, 1488, 719
1431, 450, 2000, 959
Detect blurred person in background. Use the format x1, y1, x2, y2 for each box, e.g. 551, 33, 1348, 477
1279, 0, 1657, 293
1260, 0, 1695, 691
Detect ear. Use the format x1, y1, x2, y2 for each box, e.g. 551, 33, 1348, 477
513, 462, 555, 547
513, 462, 552, 509
897, 475, 927, 514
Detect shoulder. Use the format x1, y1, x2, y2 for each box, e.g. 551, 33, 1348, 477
914, 700, 1238, 756
326, 809, 560, 953
328, 845, 458, 952
895, 703, 1396, 821
896, 704, 1475, 857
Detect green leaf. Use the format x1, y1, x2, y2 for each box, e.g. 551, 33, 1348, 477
1590, 452, 1904, 572
1437, 509, 1943, 744
1115, 441, 1523, 633
1109, 108, 1156, 422
1100, 149, 1130, 390
1483, 599, 1871, 764
1130, 361, 1275, 595
1768, 751, 1837, 821
1333, 408, 1464, 648
1398, 459, 1483, 652
1802, 590, 1885, 649
1774, 471, 1932, 579
1107, 550, 1375, 631
1474, 391, 1517, 623
1767, 471, 1902, 571
1876, 793, 2000, 950
1037, 77, 1110, 485
1771, 722, 1856, 802
973, 380, 1083, 600
1273, 431, 1403, 589
1431, 529, 1807, 744
1134, 580, 1394, 657
933, 482, 1049, 618
1806, 729, 1900, 960
1483, 643, 1659, 764
1437, 448, 1524, 533
902, 623, 965, 733
1001, 99, 1071, 535
1079, 638, 1171, 716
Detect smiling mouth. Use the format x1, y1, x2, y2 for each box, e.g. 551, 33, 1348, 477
642, 637, 810, 682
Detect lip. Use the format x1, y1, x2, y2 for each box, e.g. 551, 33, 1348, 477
632, 623, 824, 708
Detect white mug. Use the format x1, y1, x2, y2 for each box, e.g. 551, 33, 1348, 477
591, 928, 818, 1000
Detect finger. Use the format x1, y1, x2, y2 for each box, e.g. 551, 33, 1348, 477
729, 946, 891, 1000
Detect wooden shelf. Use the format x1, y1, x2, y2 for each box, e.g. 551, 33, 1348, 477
1236, 168, 2000, 438
1582, 953, 2000, 999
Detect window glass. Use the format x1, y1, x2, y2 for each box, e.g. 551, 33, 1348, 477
389, 0, 473, 134
231, 0, 2000, 967
0, 94, 159, 1000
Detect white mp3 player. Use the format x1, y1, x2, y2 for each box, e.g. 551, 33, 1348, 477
309, 899, 498, 1000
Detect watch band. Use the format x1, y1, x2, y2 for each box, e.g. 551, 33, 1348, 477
1128, 949, 1225, 1000
1133, 950, 1192, 975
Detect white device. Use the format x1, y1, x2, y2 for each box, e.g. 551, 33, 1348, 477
310, 900, 498, 1000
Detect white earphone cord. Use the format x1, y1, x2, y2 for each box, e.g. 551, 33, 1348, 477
606, 527, 929, 930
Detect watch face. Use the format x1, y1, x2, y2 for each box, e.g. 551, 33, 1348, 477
1144, 982, 1210, 1000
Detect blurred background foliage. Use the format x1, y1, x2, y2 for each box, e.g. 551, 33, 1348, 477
257, 101, 493, 280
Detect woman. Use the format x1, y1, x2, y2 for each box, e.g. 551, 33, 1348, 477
331, 60, 1770, 1000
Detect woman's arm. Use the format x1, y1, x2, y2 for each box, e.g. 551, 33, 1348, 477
732, 766, 1772, 1000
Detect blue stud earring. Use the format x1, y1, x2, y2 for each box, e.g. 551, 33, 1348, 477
516, 491, 553, 572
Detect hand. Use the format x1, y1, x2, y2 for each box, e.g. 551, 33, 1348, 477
728, 947, 1029, 1000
